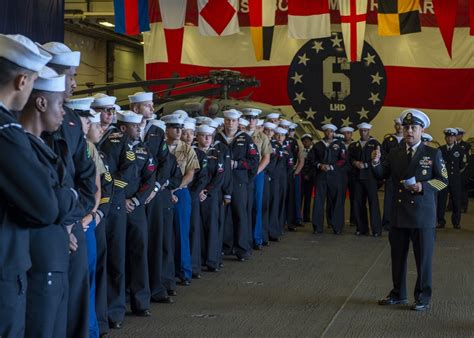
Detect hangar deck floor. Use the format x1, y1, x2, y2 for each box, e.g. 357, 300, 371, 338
115, 205, 474, 337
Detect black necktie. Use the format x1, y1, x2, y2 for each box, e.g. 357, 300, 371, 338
407, 147, 413, 162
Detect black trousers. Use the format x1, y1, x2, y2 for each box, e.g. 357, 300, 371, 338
437, 177, 462, 226
301, 175, 313, 222
25, 271, 68, 338
126, 205, 150, 312
0, 272, 27, 337
190, 197, 202, 274
353, 179, 382, 235
95, 219, 108, 334
382, 180, 394, 230
461, 170, 469, 211
217, 193, 227, 266
247, 180, 255, 248
224, 180, 251, 259
201, 193, 221, 269
261, 175, 271, 242
348, 175, 356, 225
106, 203, 127, 323
312, 176, 343, 233
286, 174, 296, 229
268, 177, 283, 239
67, 224, 90, 338
389, 227, 435, 304
161, 191, 176, 292
147, 191, 167, 300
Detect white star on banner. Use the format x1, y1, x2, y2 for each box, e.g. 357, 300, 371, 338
312, 41, 324, 54
368, 92, 380, 105
331, 35, 343, 48
371, 72, 383, 85
341, 116, 352, 127
294, 92, 306, 104
357, 107, 369, 119
298, 53, 310, 66
364, 52, 376, 66
304, 107, 316, 119
322, 116, 333, 124
291, 72, 303, 84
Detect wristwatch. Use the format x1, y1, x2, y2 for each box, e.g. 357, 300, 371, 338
153, 186, 159, 192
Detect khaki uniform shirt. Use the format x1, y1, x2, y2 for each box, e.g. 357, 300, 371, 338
249, 130, 272, 160
169, 140, 200, 176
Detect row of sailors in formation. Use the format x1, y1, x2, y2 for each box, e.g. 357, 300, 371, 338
0, 34, 470, 338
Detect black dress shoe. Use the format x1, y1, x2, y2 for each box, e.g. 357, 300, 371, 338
411, 302, 429, 311
192, 273, 202, 279
269, 236, 281, 242
313, 230, 323, 235
378, 296, 408, 305
167, 289, 177, 296
453, 225, 461, 229
253, 244, 263, 250
178, 279, 191, 286
373, 232, 381, 237
207, 266, 220, 272
99, 333, 109, 338
288, 227, 297, 232
109, 321, 123, 329
152, 296, 174, 304
333, 230, 342, 235
133, 309, 152, 317
436, 223, 445, 229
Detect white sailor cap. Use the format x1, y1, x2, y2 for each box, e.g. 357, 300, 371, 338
0, 34, 52, 72
89, 110, 101, 124
279, 119, 292, 127
203, 119, 219, 129
38, 42, 80, 67
116, 110, 143, 124
334, 133, 344, 140
421, 133, 433, 142
214, 117, 225, 126
289, 123, 298, 130
443, 128, 458, 136
150, 119, 166, 132
321, 124, 337, 131
184, 117, 197, 125
455, 127, 465, 134
394, 117, 402, 124
263, 122, 277, 130
357, 122, 372, 130
195, 116, 213, 125
256, 119, 264, 126
161, 114, 185, 126
339, 127, 355, 133
242, 108, 262, 117
171, 109, 188, 120
223, 109, 242, 120
266, 113, 280, 120
274, 127, 288, 135
92, 93, 117, 107
400, 109, 430, 128
33, 66, 65, 92
301, 133, 313, 140
114, 104, 122, 112
65, 97, 94, 112
196, 124, 216, 134
128, 91, 153, 104
183, 122, 196, 130
239, 118, 249, 127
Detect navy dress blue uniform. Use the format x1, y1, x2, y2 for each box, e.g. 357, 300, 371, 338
215, 131, 259, 260
301, 146, 314, 222
94, 151, 114, 335
100, 130, 137, 326
381, 135, 404, 230
437, 143, 467, 228
43, 106, 97, 338
373, 142, 448, 306
199, 145, 225, 270
286, 136, 302, 229
308, 139, 346, 234
457, 140, 471, 211
189, 146, 209, 275
0, 104, 64, 337
349, 138, 382, 236
25, 135, 79, 338
125, 141, 156, 313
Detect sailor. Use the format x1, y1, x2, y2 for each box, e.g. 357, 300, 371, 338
39, 41, 97, 338
348, 122, 382, 237
92, 93, 117, 147
308, 124, 346, 234
300, 134, 314, 222
20, 66, 79, 338
239, 117, 250, 132
373, 109, 447, 311
437, 128, 467, 229
100, 110, 140, 330
261, 122, 278, 243
455, 128, 471, 212
215, 109, 259, 261
195, 124, 225, 271
339, 127, 356, 226
421, 133, 433, 144
163, 113, 200, 285
266, 112, 281, 124
381, 118, 405, 231
243, 108, 271, 250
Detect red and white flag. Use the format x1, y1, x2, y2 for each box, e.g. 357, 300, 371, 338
339, 0, 368, 62
249, 0, 277, 61
287, 0, 331, 39
159, 0, 187, 64
198, 0, 239, 36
